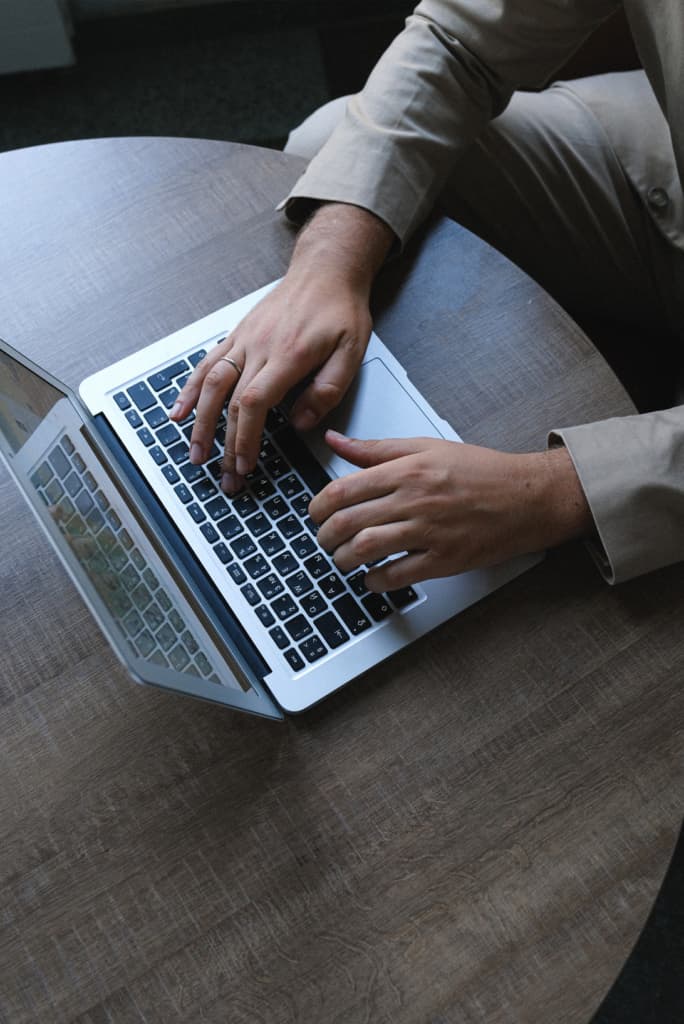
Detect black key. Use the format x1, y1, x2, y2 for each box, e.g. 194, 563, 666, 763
303, 516, 319, 536
200, 522, 219, 544
348, 570, 369, 597
227, 562, 247, 585
131, 548, 145, 571
259, 438, 277, 462
264, 455, 288, 479
245, 553, 269, 579
159, 386, 180, 409
241, 583, 260, 607
206, 496, 231, 521
120, 529, 134, 550
278, 473, 303, 498
86, 507, 105, 533
32, 461, 53, 488
143, 567, 158, 590
145, 406, 167, 428
362, 593, 393, 622
255, 604, 276, 627
168, 441, 189, 465
217, 515, 242, 540
233, 493, 259, 518
318, 572, 346, 599
206, 459, 222, 481
257, 574, 284, 601
149, 446, 167, 466
106, 508, 121, 531
272, 551, 298, 577
75, 490, 94, 516
276, 425, 331, 494
304, 552, 331, 579
62, 436, 75, 455
231, 534, 257, 560
250, 476, 275, 500
332, 594, 372, 636
162, 465, 180, 485
299, 591, 327, 618
284, 648, 306, 672
114, 391, 131, 411
286, 571, 313, 598
299, 637, 327, 664
137, 427, 154, 447
214, 542, 232, 564
174, 483, 192, 504
148, 359, 188, 392
182, 462, 206, 484
291, 492, 312, 518
269, 625, 289, 650
291, 533, 317, 559
260, 531, 285, 556
127, 380, 156, 411
192, 477, 217, 502
285, 615, 313, 642
276, 514, 301, 540
314, 611, 349, 649
125, 408, 143, 429
388, 586, 418, 609
245, 512, 270, 537
64, 471, 82, 497
266, 408, 287, 432
188, 348, 206, 367
272, 594, 298, 621
187, 503, 206, 524
48, 446, 70, 478
176, 373, 190, 389
263, 495, 288, 520
73, 453, 86, 474
169, 645, 191, 671
45, 478, 64, 504
156, 423, 181, 447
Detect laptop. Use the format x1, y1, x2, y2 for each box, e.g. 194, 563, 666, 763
0, 280, 540, 719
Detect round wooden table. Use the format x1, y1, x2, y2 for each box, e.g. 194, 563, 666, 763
0, 138, 682, 1024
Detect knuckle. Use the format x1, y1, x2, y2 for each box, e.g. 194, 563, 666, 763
238, 385, 264, 411
205, 366, 227, 391
351, 528, 375, 561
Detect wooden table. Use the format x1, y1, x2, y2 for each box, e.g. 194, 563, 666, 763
0, 137, 682, 1024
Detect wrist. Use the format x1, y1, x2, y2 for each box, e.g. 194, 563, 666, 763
291, 201, 395, 295
535, 447, 594, 548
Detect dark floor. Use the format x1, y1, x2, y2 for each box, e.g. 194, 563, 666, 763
1, 3, 682, 1021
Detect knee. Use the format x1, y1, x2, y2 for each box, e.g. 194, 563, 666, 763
284, 95, 350, 159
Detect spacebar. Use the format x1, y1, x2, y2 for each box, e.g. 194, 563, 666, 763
275, 425, 331, 495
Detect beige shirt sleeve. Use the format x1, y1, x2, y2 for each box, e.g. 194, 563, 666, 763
282, 0, 619, 245
550, 407, 684, 583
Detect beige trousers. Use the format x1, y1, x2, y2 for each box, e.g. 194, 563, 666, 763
285, 74, 684, 411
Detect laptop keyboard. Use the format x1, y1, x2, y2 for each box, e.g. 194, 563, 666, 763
114, 348, 418, 674
30, 432, 223, 685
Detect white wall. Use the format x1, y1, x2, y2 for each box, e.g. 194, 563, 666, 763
0, 0, 74, 73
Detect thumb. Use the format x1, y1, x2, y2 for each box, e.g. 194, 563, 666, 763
324, 430, 426, 468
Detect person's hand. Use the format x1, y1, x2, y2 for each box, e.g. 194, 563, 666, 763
169, 202, 395, 492
309, 431, 593, 590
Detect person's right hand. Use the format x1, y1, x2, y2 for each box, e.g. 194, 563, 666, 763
169, 202, 395, 493
171, 269, 372, 493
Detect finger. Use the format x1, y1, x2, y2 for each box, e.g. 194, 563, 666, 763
289, 340, 366, 431
331, 521, 415, 575
323, 430, 431, 468
170, 335, 232, 421
316, 492, 398, 554
310, 463, 396, 527
189, 354, 243, 463
364, 551, 433, 592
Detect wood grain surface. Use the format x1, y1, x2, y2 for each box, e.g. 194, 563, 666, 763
0, 137, 682, 1024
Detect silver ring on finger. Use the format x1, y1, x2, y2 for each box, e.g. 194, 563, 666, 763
218, 355, 243, 379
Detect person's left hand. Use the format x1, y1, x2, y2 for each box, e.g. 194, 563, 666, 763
309, 431, 593, 591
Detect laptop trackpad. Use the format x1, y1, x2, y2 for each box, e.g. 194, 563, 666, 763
307, 357, 445, 480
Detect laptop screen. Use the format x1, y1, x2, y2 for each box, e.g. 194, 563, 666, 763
0, 342, 282, 718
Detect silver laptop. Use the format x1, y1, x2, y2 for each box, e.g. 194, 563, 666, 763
0, 281, 540, 719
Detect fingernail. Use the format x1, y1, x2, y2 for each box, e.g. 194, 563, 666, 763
293, 408, 317, 430
221, 472, 237, 493
235, 456, 248, 476
190, 442, 203, 464
170, 401, 183, 419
